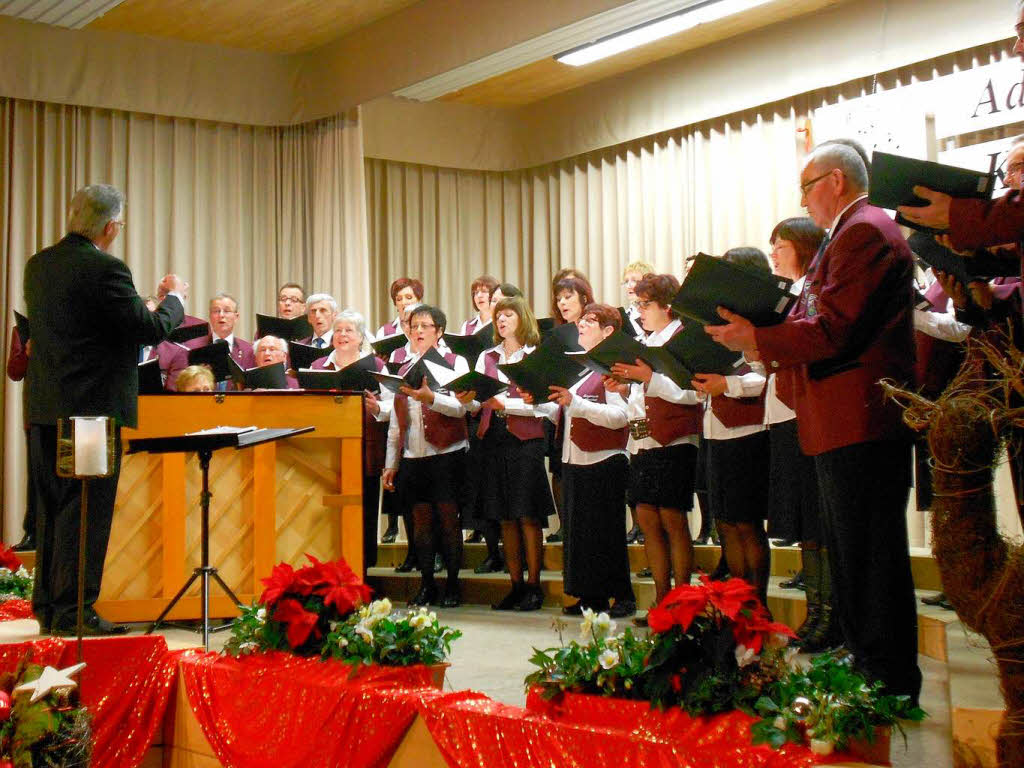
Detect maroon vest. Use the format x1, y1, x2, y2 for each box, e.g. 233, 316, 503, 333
568, 373, 629, 452
477, 350, 545, 441
709, 364, 766, 428
642, 324, 701, 444
913, 281, 964, 399
391, 346, 409, 365
395, 351, 469, 451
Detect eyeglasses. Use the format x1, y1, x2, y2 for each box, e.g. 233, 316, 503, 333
210, 307, 237, 315
799, 170, 835, 196
577, 316, 600, 327
636, 300, 657, 310
409, 322, 436, 331
278, 296, 303, 304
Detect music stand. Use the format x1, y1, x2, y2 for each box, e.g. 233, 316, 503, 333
127, 426, 315, 649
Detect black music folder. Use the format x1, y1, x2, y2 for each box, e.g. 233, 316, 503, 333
618, 307, 639, 337
444, 370, 509, 402
908, 232, 1019, 285
672, 253, 795, 327
13, 310, 29, 344
370, 347, 450, 393
168, 322, 210, 345
869, 151, 995, 233
187, 340, 231, 381
442, 324, 494, 362
370, 332, 409, 359
296, 356, 381, 392
255, 313, 313, 341
138, 358, 165, 394
498, 344, 587, 402
229, 359, 289, 390
288, 341, 326, 372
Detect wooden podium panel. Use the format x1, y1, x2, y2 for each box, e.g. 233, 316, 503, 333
95, 392, 364, 623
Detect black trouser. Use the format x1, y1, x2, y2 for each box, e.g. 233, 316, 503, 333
22, 427, 36, 536
814, 439, 921, 701
363, 475, 381, 571
29, 423, 122, 626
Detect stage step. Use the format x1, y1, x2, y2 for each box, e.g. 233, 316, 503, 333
373, 542, 943, 591
366, 566, 956, 662
946, 623, 1004, 768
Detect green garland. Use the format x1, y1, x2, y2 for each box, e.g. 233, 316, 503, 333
1, 662, 91, 768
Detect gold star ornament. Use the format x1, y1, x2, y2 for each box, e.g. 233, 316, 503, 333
13, 662, 86, 703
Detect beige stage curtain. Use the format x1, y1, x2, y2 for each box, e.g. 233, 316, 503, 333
1, 98, 369, 542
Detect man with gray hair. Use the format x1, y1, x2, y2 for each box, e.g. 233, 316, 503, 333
252, 335, 298, 388
25, 183, 186, 636
706, 142, 921, 703
299, 293, 338, 349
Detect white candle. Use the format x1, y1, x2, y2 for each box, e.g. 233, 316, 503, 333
73, 417, 108, 477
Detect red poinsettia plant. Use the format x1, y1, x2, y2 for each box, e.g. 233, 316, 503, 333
226, 554, 372, 657
643, 576, 797, 716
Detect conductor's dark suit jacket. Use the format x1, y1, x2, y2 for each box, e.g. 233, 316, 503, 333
24, 233, 184, 428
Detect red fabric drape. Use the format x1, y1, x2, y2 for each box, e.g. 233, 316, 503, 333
0, 636, 181, 768
0, 599, 33, 622
179, 651, 443, 768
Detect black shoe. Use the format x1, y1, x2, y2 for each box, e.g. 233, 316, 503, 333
433, 553, 444, 573
408, 583, 438, 607
13, 533, 34, 552
632, 613, 649, 627
546, 529, 563, 543
635, 567, 653, 578
465, 530, 484, 544
625, 524, 640, 545
709, 557, 729, 581
562, 600, 584, 616
939, 596, 955, 611
516, 585, 544, 612
381, 521, 399, 544
636, 531, 645, 545
50, 611, 128, 637
474, 554, 504, 574
771, 538, 798, 548
395, 555, 417, 573
608, 600, 636, 618
922, 591, 948, 606
493, 583, 525, 611
440, 583, 461, 608
780, 570, 805, 590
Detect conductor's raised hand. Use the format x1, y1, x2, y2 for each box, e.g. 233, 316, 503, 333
897, 187, 952, 231
704, 307, 757, 356
548, 385, 573, 407
399, 376, 435, 405
157, 274, 188, 299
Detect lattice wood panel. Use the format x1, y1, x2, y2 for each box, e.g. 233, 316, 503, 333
101, 454, 165, 601
181, 451, 255, 598
275, 442, 341, 568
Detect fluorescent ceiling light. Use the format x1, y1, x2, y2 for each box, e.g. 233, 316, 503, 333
556, 0, 772, 67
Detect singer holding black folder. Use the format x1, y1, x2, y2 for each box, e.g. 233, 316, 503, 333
456, 295, 557, 612
25, 184, 186, 635
608, 274, 698, 620
706, 142, 921, 703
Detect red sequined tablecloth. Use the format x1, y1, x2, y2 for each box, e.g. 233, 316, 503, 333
179, 651, 446, 768
0, 599, 33, 622
0, 635, 182, 768
414, 687, 828, 768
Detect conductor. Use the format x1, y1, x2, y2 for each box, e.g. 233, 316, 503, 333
24, 184, 186, 635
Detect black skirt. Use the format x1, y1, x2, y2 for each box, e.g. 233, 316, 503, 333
628, 443, 698, 510
562, 455, 634, 601
395, 451, 464, 507
479, 417, 555, 523
767, 419, 822, 542
705, 431, 770, 525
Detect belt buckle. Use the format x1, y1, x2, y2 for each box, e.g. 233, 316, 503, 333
629, 419, 651, 440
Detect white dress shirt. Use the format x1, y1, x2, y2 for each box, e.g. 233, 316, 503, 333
764, 277, 805, 426
913, 297, 972, 342
464, 344, 559, 423
625, 304, 645, 337
385, 351, 470, 468
561, 377, 629, 466
310, 331, 332, 349
625, 318, 700, 453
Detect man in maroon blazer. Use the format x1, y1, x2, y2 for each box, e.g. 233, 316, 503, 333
185, 293, 256, 369
707, 142, 921, 702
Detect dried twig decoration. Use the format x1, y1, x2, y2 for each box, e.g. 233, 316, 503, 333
882, 327, 1024, 768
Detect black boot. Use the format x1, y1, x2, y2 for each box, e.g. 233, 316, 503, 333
474, 552, 505, 574
794, 551, 821, 641
433, 552, 444, 573
625, 524, 640, 545
780, 570, 805, 590
493, 582, 525, 610
516, 584, 544, 612
395, 552, 417, 572
409, 579, 438, 606
799, 548, 841, 653
710, 554, 729, 581
381, 517, 399, 544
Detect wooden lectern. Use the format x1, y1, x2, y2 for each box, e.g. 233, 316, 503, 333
95, 392, 364, 624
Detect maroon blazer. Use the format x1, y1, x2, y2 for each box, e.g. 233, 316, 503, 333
950, 192, 1024, 253
914, 280, 963, 399
147, 341, 189, 391
755, 199, 915, 456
